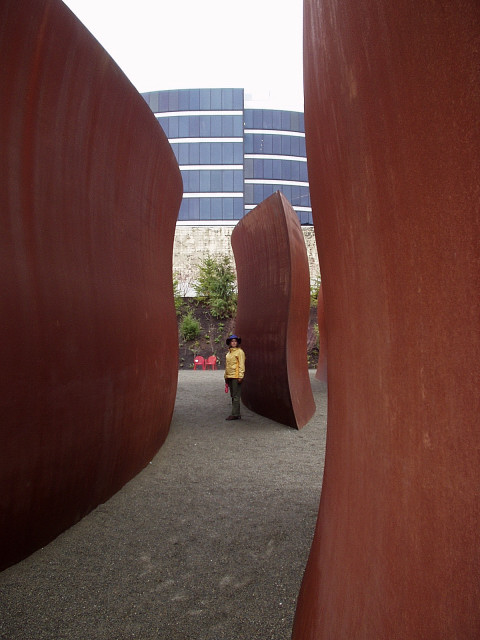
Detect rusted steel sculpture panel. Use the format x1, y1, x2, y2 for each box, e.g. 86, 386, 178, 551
293, 1, 480, 638
0, 0, 182, 570
231, 191, 315, 429
315, 284, 327, 382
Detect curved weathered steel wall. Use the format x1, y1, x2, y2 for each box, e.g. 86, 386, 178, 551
231, 191, 315, 429
315, 285, 327, 382
0, 0, 182, 570
293, 1, 480, 637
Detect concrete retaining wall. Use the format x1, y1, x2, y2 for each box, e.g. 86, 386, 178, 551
173, 224, 320, 295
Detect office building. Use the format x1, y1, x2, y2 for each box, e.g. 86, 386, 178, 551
142, 88, 312, 225
141, 88, 318, 289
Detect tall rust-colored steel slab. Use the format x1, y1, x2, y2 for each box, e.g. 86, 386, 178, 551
231, 191, 315, 429
293, 1, 480, 637
315, 285, 327, 382
0, 0, 182, 570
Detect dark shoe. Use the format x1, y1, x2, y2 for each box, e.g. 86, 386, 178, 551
225, 415, 239, 420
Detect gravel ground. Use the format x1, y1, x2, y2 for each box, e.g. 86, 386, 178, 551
0, 370, 327, 640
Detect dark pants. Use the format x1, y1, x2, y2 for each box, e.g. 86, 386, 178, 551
227, 378, 242, 417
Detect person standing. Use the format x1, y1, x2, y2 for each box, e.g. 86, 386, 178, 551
224, 334, 245, 420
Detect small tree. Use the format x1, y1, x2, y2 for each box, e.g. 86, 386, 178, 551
194, 255, 237, 319
173, 273, 183, 316
310, 276, 322, 307
180, 311, 201, 341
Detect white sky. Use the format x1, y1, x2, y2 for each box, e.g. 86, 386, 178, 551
61, 0, 304, 112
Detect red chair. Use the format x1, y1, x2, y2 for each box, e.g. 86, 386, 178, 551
193, 356, 205, 370
205, 355, 217, 370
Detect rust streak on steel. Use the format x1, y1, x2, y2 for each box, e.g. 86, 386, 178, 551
293, 1, 480, 638
0, 0, 182, 570
231, 191, 316, 429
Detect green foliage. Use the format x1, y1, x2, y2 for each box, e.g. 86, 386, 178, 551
310, 276, 322, 307
194, 255, 237, 319
173, 273, 183, 315
180, 312, 201, 342
189, 340, 201, 356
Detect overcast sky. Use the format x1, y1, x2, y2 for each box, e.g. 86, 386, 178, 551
61, 0, 304, 112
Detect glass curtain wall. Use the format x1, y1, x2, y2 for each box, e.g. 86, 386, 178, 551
142, 90, 312, 225
244, 109, 312, 224
144, 88, 244, 222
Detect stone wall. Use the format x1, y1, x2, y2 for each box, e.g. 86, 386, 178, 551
173, 224, 320, 295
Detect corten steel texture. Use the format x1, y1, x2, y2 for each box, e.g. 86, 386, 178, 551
293, 1, 480, 638
231, 191, 316, 429
0, 0, 182, 570
314, 285, 327, 382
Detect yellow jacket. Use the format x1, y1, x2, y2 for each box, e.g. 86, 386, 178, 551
224, 347, 245, 380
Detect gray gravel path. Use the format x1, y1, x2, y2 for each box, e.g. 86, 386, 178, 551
0, 370, 327, 640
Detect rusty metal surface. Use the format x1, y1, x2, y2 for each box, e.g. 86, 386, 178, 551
293, 1, 480, 637
315, 285, 327, 382
231, 192, 315, 429
0, 0, 182, 570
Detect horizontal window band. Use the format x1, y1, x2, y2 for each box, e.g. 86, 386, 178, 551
244, 154, 307, 162
245, 179, 309, 187
179, 165, 243, 171
170, 137, 243, 143
156, 110, 243, 118
244, 129, 305, 137
245, 205, 312, 212
183, 193, 244, 198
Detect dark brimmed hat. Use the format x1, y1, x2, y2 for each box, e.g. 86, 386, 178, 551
226, 334, 241, 345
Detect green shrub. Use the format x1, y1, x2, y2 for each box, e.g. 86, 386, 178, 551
310, 276, 322, 307
180, 312, 201, 341
189, 340, 201, 356
194, 255, 237, 319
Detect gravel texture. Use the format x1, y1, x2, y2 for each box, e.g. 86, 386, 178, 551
0, 370, 327, 640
